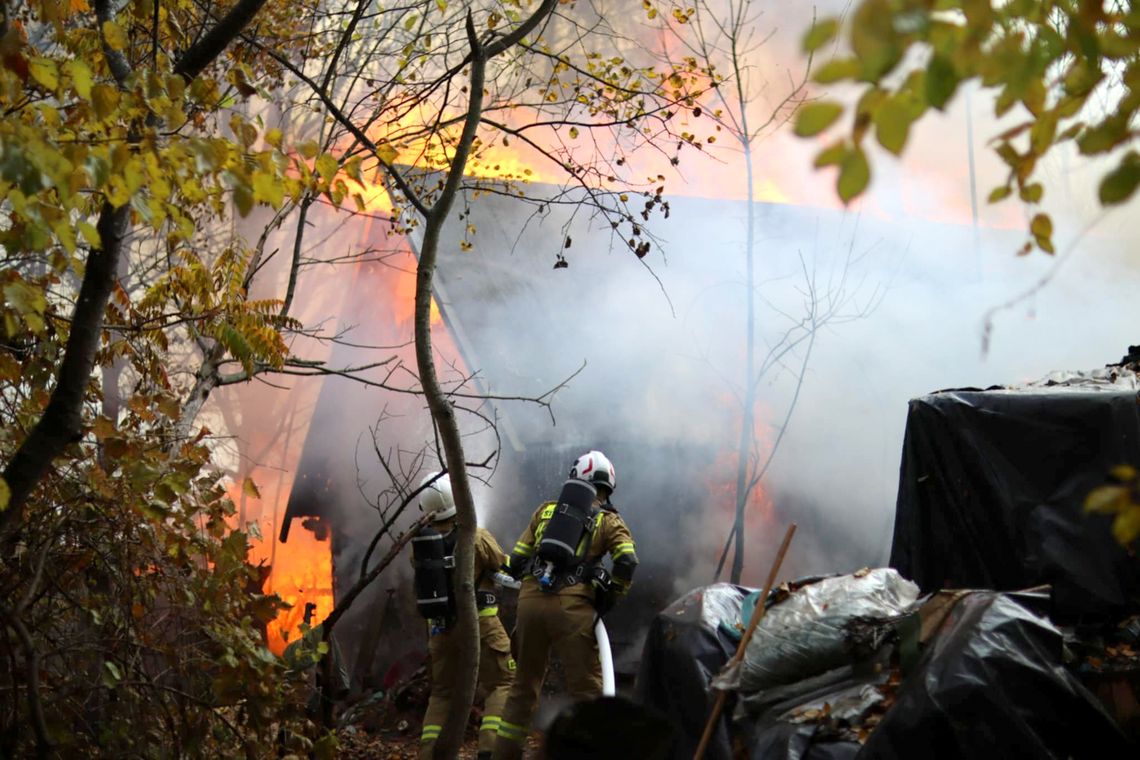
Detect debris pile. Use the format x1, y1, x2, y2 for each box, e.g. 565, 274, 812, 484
639, 577, 1136, 760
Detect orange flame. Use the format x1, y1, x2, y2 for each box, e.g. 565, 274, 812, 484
262, 526, 335, 654
231, 476, 336, 655
701, 395, 781, 584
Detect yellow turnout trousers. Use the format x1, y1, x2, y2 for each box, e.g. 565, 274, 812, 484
491, 590, 601, 760
420, 613, 515, 758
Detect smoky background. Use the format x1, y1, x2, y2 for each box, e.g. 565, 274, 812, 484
207, 0, 1140, 685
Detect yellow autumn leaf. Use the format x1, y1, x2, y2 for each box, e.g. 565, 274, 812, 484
1085, 484, 1127, 514
376, 140, 398, 164
1112, 505, 1140, 546
78, 221, 101, 248
343, 155, 363, 183
251, 170, 284, 209
0, 477, 9, 513
91, 84, 120, 120
315, 153, 338, 184
242, 477, 262, 499
64, 59, 93, 99
102, 20, 128, 52
29, 58, 59, 91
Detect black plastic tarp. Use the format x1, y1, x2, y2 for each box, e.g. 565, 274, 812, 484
889, 387, 1140, 618
749, 723, 860, 760
634, 583, 749, 760
857, 590, 1131, 759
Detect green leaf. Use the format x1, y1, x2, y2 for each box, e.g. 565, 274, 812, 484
803, 18, 840, 53
243, 477, 261, 499
1078, 116, 1129, 155
1063, 60, 1104, 97
0, 477, 9, 512
102, 660, 122, 689
1018, 182, 1043, 203
78, 221, 101, 248
794, 101, 844, 137
814, 141, 848, 168
1029, 112, 1057, 156
232, 182, 253, 217
1099, 152, 1140, 206
873, 97, 911, 155
925, 55, 958, 110
850, 0, 901, 79
1030, 212, 1054, 253
837, 146, 870, 203
813, 58, 861, 84
987, 185, 1012, 203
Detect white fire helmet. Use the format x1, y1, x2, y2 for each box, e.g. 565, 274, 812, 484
569, 450, 616, 494
418, 472, 456, 521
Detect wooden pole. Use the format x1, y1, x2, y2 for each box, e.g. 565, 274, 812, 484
692, 523, 796, 760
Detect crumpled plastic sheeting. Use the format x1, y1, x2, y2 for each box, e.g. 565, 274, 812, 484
856, 591, 1132, 759
635, 583, 751, 760
740, 569, 919, 694
748, 722, 861, 760
1016, 366, 1140, 391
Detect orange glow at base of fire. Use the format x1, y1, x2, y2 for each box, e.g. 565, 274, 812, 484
261, 527, 335, 655
233, 476, 336, 657
700, 396, 782, 584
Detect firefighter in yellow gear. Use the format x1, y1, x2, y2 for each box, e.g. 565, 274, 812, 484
491, 451, 639, 760
413, 473, 516, 760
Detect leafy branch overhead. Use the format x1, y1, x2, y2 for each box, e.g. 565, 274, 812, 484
1085, 464, 1140, 548
796, 1, 1140, 254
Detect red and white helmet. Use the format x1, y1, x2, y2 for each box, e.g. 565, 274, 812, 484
569, 450, 616, 494
417, 472, 456, 521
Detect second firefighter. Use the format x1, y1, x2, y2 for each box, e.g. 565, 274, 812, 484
412, 472, 516, 760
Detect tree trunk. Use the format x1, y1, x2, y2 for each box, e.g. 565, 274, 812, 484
406, 5, 558, 756
730, 119, 757, 585
418, 42, 486, 754
1, 202, 129, 538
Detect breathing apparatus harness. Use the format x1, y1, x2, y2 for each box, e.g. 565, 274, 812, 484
411, 523, 497, 633
531, 478, 612, 594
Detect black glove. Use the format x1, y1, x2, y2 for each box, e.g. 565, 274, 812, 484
502, 558, 525, 581
590, 567, 616, 617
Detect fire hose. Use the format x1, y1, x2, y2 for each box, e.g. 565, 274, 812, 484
594, 617, 616, 697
